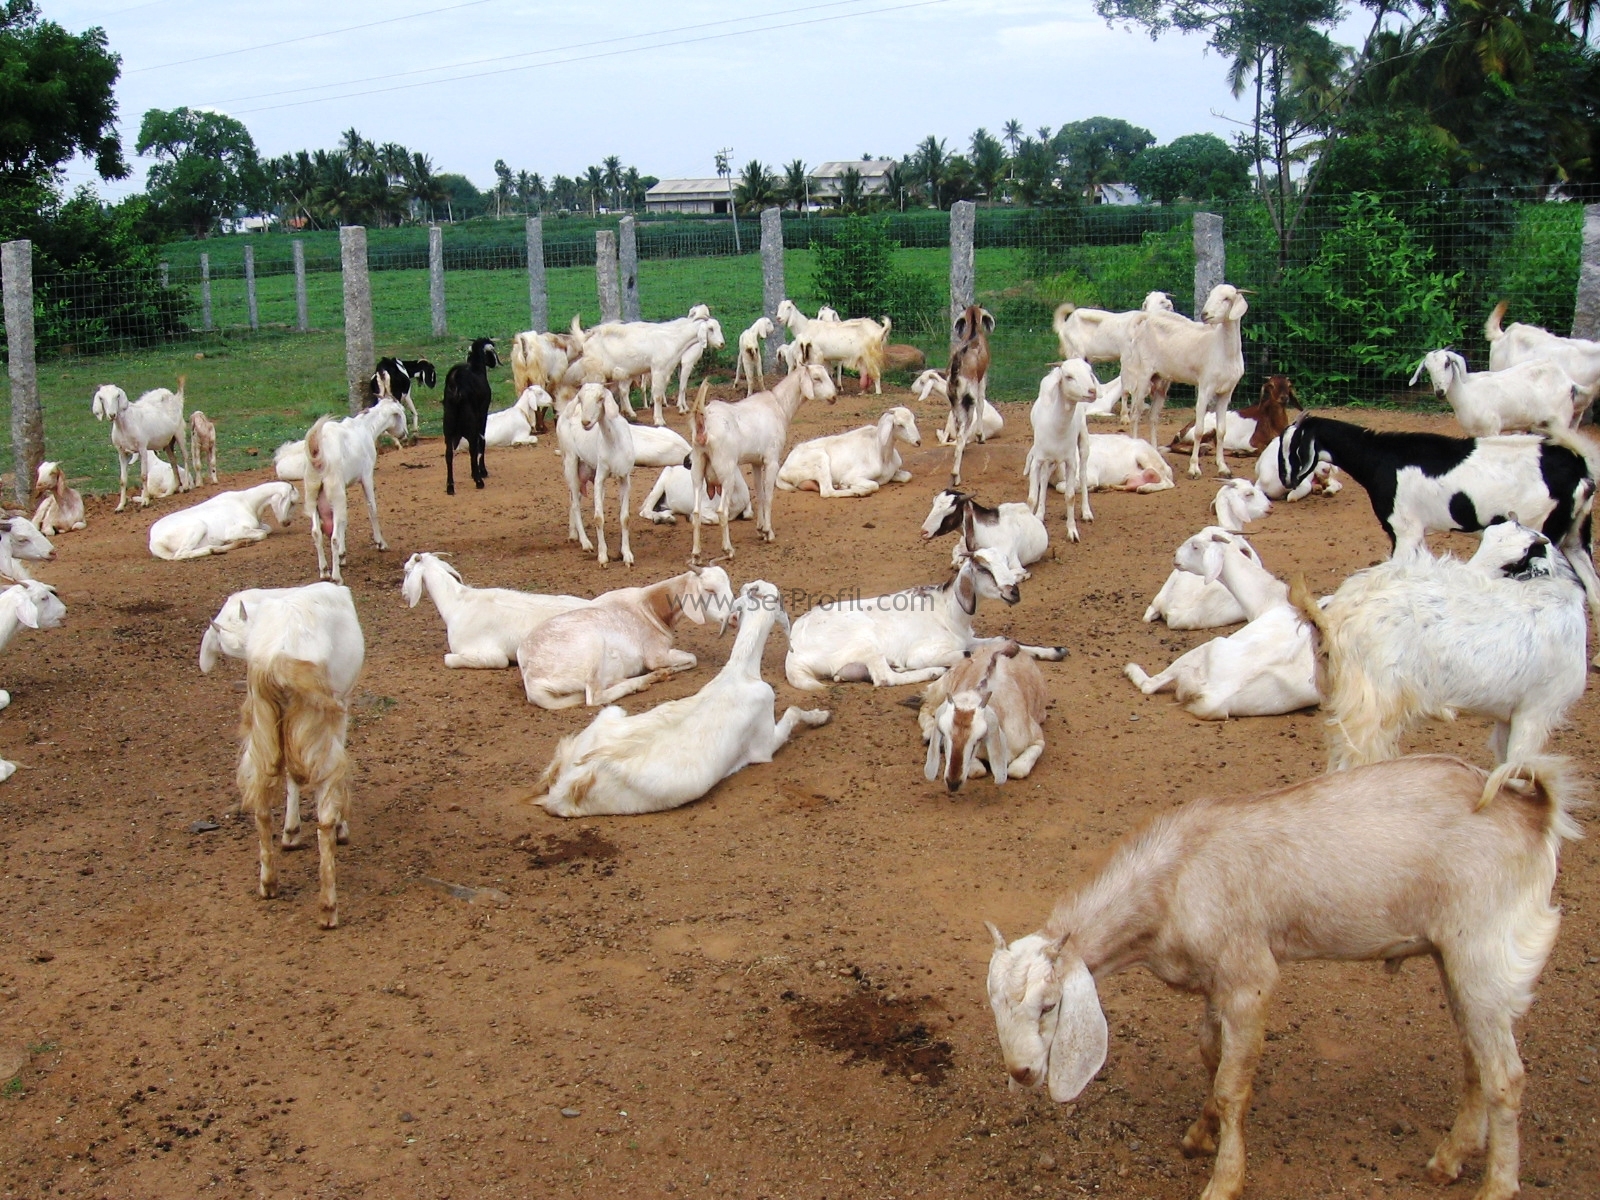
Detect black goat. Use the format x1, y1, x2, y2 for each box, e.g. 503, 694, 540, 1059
368, 357, 435, 442
442, 339, 498, 494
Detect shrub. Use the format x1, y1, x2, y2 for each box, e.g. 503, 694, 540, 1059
810, 216, 943, 335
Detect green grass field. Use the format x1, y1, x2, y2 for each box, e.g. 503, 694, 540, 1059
1, 246, 1079, 496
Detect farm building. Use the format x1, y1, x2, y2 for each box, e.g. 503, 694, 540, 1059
810, 159, 897, 201
645, 178, 739, 214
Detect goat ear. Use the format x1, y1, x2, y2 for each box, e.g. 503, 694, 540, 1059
955, 312, 969, 341
14, 593, 40, 630
799, 366, 815, 401
961, 502, 977, 548
956, 565, 978, 615
982, 708, 1009, 785
1408, 359, 1427, 387
981, 308, 995, 333
1203, 545, 1225, 587
924, 725, 943, 782
985, 921, 1007, 951
1228, 293, 1248, 321
1047, 958, 1107, 1103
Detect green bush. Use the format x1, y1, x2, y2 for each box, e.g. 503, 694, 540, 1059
1487, 202, 1581, 335
810, 216, 943, 336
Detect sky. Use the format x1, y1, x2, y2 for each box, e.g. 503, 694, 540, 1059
45, 0, 1375, 198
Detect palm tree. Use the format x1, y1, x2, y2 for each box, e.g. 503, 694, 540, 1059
883, 161, 906, 212
837, 165, 863, 213
1002, 119, 1023, 156
405, 151, 446, 223
583, 165, 605, 216
736, 159, 778, 213
551, 174, 577, 212
602, 155, 624, 210
622, 166, 641, 210
914, 135, 948, 208
782, 159, 809, 210
969, 128, 1008, 205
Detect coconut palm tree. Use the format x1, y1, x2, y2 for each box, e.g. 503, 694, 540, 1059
736, 159, 778, 213
622, 165, 642, 210
970, 128, 1008, 205
1002, 119, 1023, 156
602, 155, 624, 210
584, 165, 605, 216
913, 135, 948, 208
782, 159, 809, 210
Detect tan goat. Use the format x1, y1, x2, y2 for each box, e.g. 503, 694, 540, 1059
918, 640, 1047, 789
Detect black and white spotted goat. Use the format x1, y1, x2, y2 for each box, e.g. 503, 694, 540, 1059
1278, 414, 1600, 627
368, 356, 436, 442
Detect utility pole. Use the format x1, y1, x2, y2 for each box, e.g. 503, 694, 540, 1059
716, 148, 741, 254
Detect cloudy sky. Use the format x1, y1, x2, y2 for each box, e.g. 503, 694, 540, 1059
49, 0, 1370, 196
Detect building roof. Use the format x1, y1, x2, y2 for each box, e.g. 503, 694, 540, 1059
645, 178, 733, 198
812, 160, 897, 179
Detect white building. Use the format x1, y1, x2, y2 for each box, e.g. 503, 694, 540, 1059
645, 178, 738, 215
809, 160, 897, 202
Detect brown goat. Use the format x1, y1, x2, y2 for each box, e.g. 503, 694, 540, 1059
947, 306, 995, 485
1172, 374, 1300, 455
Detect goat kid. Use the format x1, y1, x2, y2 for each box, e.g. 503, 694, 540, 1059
920, 641, 1048, 789
30, 462, 85, 535
1170, 374, 1300, 455
189, 411, 219, 483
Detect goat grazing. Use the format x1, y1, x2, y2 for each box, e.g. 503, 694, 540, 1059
1410, 349, 1579, 436
1294, 528, 1589, 787
517, 567, 733, 708
689, 364, 838, 563
30, 462, 85, 536
205, 583, 364, 928
733, 316, 776, 396
775, 300, 890, 394
369, 356, 435, 439
776, 406, 920, 496
442, 337, 498, 494
1486, 300, 1600, 411
911, 370, 1003, 447
946, 306, 996, 485
402, 552, 587, 668
483, 386, 545, 447
536, 581, 831, 816
1142, 527, 1282, 630
921, 488, 1048, 577
1122, 283, 1249, 478
784, 550, 1066, 691
558, 382, 636, 567
639, 464, 753, 525
1171, 374, 1300, 455
0, 580, 67, 782
91, 379, 192, 511
987, 754, 1580, 1200
148, 481, 299, 561
188, 411, 218, 483
919, 641, 1048, 789
302, 396, 408, 584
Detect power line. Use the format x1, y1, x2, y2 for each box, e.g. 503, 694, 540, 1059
127, 0, 501, 74
203, 0, 881, 109
228, 0, 955, 115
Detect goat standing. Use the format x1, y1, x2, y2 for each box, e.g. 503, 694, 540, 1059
91, 379, 192, 511
947, 306, 995, 486
442, 338, 498, 494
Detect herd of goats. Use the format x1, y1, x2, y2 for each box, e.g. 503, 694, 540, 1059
8, 284, 1600, 1199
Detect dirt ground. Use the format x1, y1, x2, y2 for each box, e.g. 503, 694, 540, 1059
1, 381, 1596, 1200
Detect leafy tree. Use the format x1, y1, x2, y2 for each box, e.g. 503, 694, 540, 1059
912, 135, 949, 208
736, 159, 778, 213
1055, 117, 1155, 197
0, 0, 125, 188
437, 173, 483, 221
136, 106, 268, 236
969, 128, 1009, 204
811, 216, 941, 332
782, 159, 810, 210
1126, 132, 1250, 203
1010, 135, 1064, 205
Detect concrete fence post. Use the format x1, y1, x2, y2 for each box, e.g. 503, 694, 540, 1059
340, 225, 374, 415
243, 243, 259, 331
1193, 212, 1225, 319
619, 216, 640, 322
526, 216, 547, 332
200, 252, 212, 331
949, 200, 976, 345
2, 240, 43, 506
1571, 203, 1600, 341
159, 260, 168, 288
760, 207, 786, 372
596, 229, 621, 324
292, 239, 308, 332
428, 223, 447, 339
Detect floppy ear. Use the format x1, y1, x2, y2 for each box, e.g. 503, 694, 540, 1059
680, 578, 709, 625
799, 366, 815, 401
198, 624, 221, 673
1202, 543, 1225, 587
1047, 957, 1108, 1103
1408, 359, 1427, 387
924, 723, 944, 782
1228, 292, 1248, 321
955, 565, 978, 615
961, 503, 977, 550
982, 708, 1009, 784
981, 308, 995, 333
14, 592, 41, 630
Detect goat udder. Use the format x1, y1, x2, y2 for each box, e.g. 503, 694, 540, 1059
317, 491, 335, 536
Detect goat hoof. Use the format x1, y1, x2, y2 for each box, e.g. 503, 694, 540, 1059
1187, 466, 1203, 479
446, 485, 455, 496
258, 880, 279, 900
280, 830, 306, 850
1180, 1124, 1218, 1158
319, 911, 339, 930
1424, 1151, 1463, 1184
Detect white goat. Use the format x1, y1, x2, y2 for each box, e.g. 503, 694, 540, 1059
784, 550, 1065, 691
639, 465, 753, 524
569, 313, 725, 425
919, 640, 1048, 789
1076, 434, 1176, 492
0, 580, 67, 783
402, 552, 587, 668
629, 421, 692, 470
302, 395, 408, 584
1122, 283, 1249, 478
0, 517, 56, 583
1051, 290, 1175, 362
920, 489, 1048, 578
30, 462, 85, 536
1294, 530, 1589, 794
733, 316, 776, 396
148, 481, 299, 561
1410, 348, 1579, 436
483, 387, 546, 447
1486, 299, 1600, 410
776, 406, 920, 496
189, 411, 218, 483
536, 581, 831, 817
911, 369, 1004, 445
517, 567, 733, 709
558, 382, 636, 567
202, 583, 364, 928
1024, 360, 1098, 543
1142, 527, 1283, 631
776, 300, 889, 394
688, 364, 838, 563
91, 380, 192, 511
138, 449, 194, 499
1212, 478, 1271, 531
986, 754, 1579, 1200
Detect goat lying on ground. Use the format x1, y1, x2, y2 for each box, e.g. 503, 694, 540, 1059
1170, 374, 1299, 454
91, 379, 191, 511
201, 583, 364, 928
0, 580, 67, 783
1486, 300, 1600, 412
139, 449, 193, 498
148, 482, 299, 560
483, 387, 545, 447
1142, 528, 1281, 631
517, 567, 733, 709
442, 338, 498, 494
1255, 434, 1341, 500
919, 641, 1048, 789
30, 462, 85, 536
987, 754, 1580, 1200
1294, 520, 1589, 792
402, 552, 587, 668
639, 464, 753, 524
628, 421, 692, 469
1212, 478, 1271, 531
921, 489, 1047, 577
536, 581, 830, 817
784, 550, 1066, 691
189, 411, 218, 482
1411, 348, 1579, 436
0, 517, 56, 583
776, 406, 920, 496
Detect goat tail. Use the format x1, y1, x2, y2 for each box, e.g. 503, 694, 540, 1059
1484, 299, 1510, 344
1476, 757, 1587, 840
1288, 573, 1326, 639
175, 374, 188, 401
1052, 302, 1075, 345
512, 331, 543, 393
238, 656, 349, 813
305, 416, 331, 474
